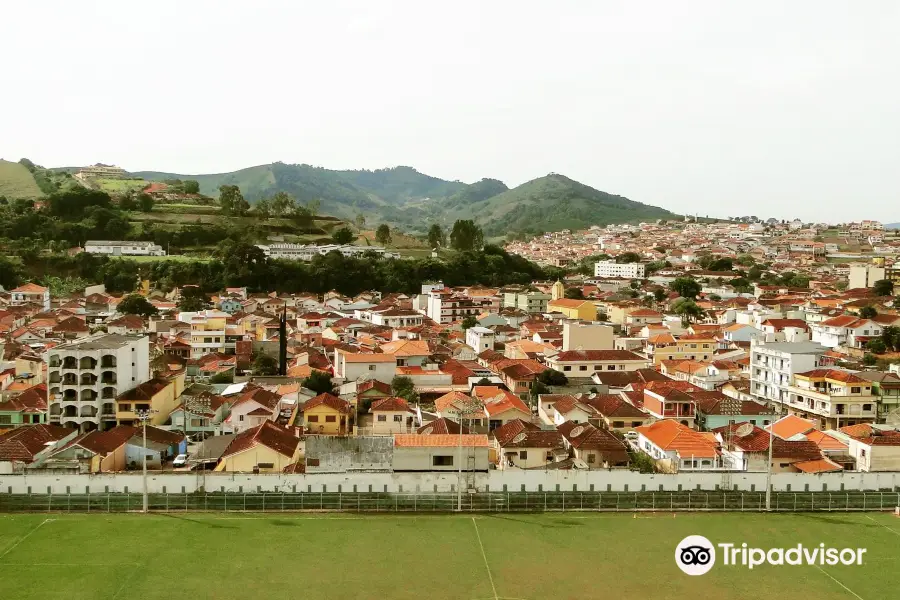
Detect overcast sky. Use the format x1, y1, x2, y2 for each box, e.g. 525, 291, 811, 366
2, 1, 898, 222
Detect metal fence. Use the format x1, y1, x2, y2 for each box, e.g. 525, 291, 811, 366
1, 490, 899, 513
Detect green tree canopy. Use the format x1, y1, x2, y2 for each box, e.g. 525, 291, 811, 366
375, 224, 392, 246
183, 180, 200, 194
670, 277, 701, 299
427, 223, 446, 248
331, 227, 355, 244
859, 305, 877, 319
177, 286, 211, 312
302, 371, 335, 395
449, 220, 484, 251
873, 279, 894, 297
461, 316, 478, 329
117, 293, 158, 318
616, 252, 641, 263
391, 375, 419, 403
251, 351, 279, 375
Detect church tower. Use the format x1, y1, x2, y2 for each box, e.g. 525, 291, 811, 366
551, 280, 565, 300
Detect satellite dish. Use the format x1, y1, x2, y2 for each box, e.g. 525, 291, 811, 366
512, 433, 527, 444
735, 422, 754, 438
421, 426, 433, 435
570, 425, 586, 438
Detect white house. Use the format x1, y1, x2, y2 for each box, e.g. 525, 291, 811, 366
333, 349, 397, 384
810, 316, 882, 349
84, 241, 166, 257
465, 326, 495, 353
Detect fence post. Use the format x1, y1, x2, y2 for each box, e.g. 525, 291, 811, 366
863, 493, 867, 511
544, 493, 547, 512
793, 493, 797, 512
107, 493, 110, 513
741, 493, 744, 512
263, 493, 266, 513
562, 493, 565, 512
811, 494, 814, 511
224, 494, 227, 512
652, 493, 655, 511
165, 493, 168, 513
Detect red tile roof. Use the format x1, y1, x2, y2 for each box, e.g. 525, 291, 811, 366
303, 393, 351, 414
370, 396, 412, 413
222, 421, 299, 459
552, 350, 647, 362
636, 420, 719, 458
393, 434, 489, 448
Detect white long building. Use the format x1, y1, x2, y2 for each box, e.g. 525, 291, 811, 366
594, 260, 645, 279
84, 241, 166, 256
257, 243, 398, 260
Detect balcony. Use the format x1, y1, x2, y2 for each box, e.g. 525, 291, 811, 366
100, 372, 117, 385
79, 357, 97, 370
100, 355, 117, 369
62, 357, 78, 370
80, 374, 98, 386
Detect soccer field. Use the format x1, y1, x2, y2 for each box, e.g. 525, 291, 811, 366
0, 512, 897, 600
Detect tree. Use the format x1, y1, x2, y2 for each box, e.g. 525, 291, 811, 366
138, 193, 154, 212
708, 293, 722, 301
254, 197, 272, 218
653, 288, 668, 303
873, 279, 894, 297
427, 223, 446, 248
616, 252, 641, 264
862, 353, 877, 366
209, 371, 234, 384
331, 227, 355, 244
271, 191, 295, 215
119, 193, 136, 211
475, 377, 493, 386
866, 339, 887, 354
673, 298, 704, 326
537, 369, 568, 386
564, 287, 585, 300
251, 351, 279, 375
461, 316, 478, 329
449, 220, 484, 251
707, 258, 734, 272
375, 224, 392, 246
670, 277, 701, 299
302, 371, 335, 395
354, 213, 366, 231
881, 326, 900, 352
391, 375, 419, 403
183, 180, 200, 194
117, 293, 158, 318
307, 198, 321, 216
177, 287, 211, 312
218, 185, 246, 215
859, 305, 878, 319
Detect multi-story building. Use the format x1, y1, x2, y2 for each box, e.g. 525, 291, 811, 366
425, 289, 492, 324
179, 310, 229, 359
9, 283, 50, 311
750, 339, 826, 409
502, 291, 550, 314
84, 241, 166, 256
46, 334, 151, 432
786, 369, 878, 430
848, 264, 886, 289
74, 164, 127, 180
545, 349, 650, 375
594, 260, 646, 279
651, 335, 716, 365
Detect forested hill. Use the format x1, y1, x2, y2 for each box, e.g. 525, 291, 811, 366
133, 163, 676, 235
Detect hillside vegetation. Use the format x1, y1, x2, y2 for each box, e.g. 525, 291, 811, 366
133, 163, 676, 234
0, 159, 43, 199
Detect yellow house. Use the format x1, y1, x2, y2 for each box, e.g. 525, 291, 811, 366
116, 372, 186, 426
188, 311, 229, 358
547, 299, 597, 321
302, 393, 352, 435
215, 421, 301, 472
652, 335, 716, 365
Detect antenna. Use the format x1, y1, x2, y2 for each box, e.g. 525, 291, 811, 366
735, 422, 754, 438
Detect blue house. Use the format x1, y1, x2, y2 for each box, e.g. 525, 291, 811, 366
695, 394, 777, 431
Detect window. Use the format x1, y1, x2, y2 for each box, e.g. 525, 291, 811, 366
377, 414, 387, 422
851, 387, 860, 394
239, 414, 244, 421
618, 365, 625, 370
563, 366, 571, 372
432, 455, 454, 466
863, 404, 872, 412
594, 366, 602, 371
518, 451, 528, 460
579, 365, 588, 371
612, 421, 625, 428
606, 365, 615, 370
257, 462, 274, 469
631, 421, 642, 428
0, 415, 10, 424
325, 415, 336, 423
368, 365, 376, 371
860, 448, 867, 458
587, 454, 596, 464
307, 415, 319, 422
393, 415, 403, 422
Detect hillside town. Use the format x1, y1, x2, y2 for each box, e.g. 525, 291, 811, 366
1, 217, 900, 478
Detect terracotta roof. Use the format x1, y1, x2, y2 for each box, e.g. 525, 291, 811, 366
492, 419, 562, 448
552, 350, 647, 362
370, 396, 412, 413
794, 369, 867, 384
793, 458, 843, 473
547, 299, 593, 309
393, 434, 489, 448
767, 415, 817, 439
339, 351, 396, 363
303, 393, 351, 414
0, 424, 72, 462
117, 377, 171, 401
0, 383, 47, 412
581, 394, 647, 418
556, 421, 629, 463
417, 418, 469, 435
480, 389, 531, 417
11, 283, 48, 293
636, 420, 719, 458
378, 339, 431, 357
804, 430, 848, 452
222, 421, 299, 459
435, 391, 481, 414
64, 426, 137, 455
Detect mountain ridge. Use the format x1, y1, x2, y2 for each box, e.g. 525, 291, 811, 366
130, 162, 678, 234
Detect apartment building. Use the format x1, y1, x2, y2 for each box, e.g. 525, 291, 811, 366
10, 283, 50, 311
179, 310, 229, 359
650, 335, 716, 365
84, 241, 166, 256
502, 291, 550, 314
786, 369, 878, 430
750, 339, 825, 409
46, 334, 151, 432
594, 260, 646, 279
848, 264, 886, 289
425, 289, 491, 324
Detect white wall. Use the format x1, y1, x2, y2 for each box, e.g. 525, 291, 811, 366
2, 469, 898, 494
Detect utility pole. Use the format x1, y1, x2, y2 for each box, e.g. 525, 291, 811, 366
136, 408, 159, 513
449, 397, 483, 512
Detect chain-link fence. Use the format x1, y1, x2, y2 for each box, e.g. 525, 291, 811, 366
1, 490, 899, 513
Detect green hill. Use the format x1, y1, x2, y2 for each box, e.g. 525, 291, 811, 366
0, 159, 43, 199
132, 163, 677, 234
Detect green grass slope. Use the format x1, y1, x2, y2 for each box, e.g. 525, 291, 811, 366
0, 159, 43, 199
445, 173, 676, 235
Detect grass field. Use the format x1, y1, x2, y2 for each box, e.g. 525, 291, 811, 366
106, 254, 211, 263
0, 159, 42, 199
91, 178, 149, 194
0, 512, 897, 600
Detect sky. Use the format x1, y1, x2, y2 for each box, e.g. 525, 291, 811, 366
2, 1, 899, 222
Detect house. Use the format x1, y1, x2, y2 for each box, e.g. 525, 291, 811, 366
168, 392, 230, 438
635, 419, 722, 472
766, 414, 818, 439
39, 425, 136, 473
226, 385, 282, 434
786, 369, 878, 430
546, 299, 597, 321
302, 393, 352, 435
831, 424, 900, 472
538, 394, 600, 426
52, 317, 91, 340
473, 387, 532, 430
378, 339, 431, 367
124, 426, 186, 469
491, 419, 566, 469
0, 383, 48, 429
544, 350, 650, 376
556, 420, 630, 467
641, 382, 699, 428
855, 371, 900, 421
465, 326, 496, 353
369, 396, 416, 435
334, 349, 397, 384
10, 283, 50, 311
116, 374, 185, 427
713, 423, 835, 473
693, 394, 776, 430
811, 316, 883, 349
106, 315, 145, 335
392, 434, 490, 471
581, 393, 652, 431
215, 421, 301, 473
651, 335, 717, 365
0, 424, 76, 474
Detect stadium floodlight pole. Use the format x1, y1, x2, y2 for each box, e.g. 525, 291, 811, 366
136, 408, 159, 513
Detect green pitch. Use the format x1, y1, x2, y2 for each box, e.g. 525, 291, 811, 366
0, 512, 897, 600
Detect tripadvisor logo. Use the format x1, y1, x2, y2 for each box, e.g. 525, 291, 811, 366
675, 535, 867, 576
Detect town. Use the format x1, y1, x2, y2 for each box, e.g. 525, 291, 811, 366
2, 216, 899, 488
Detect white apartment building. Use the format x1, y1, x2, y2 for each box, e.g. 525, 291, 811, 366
84, 241, 166, 256
750, 339, 825, 409
46, 334, 151, 432
594, 260, 646, 279
257, 243, 397, 260
466, 326, 495, 353
848, 264, 886, 290
786, 369, 877, 430
425, 290, 490, 324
